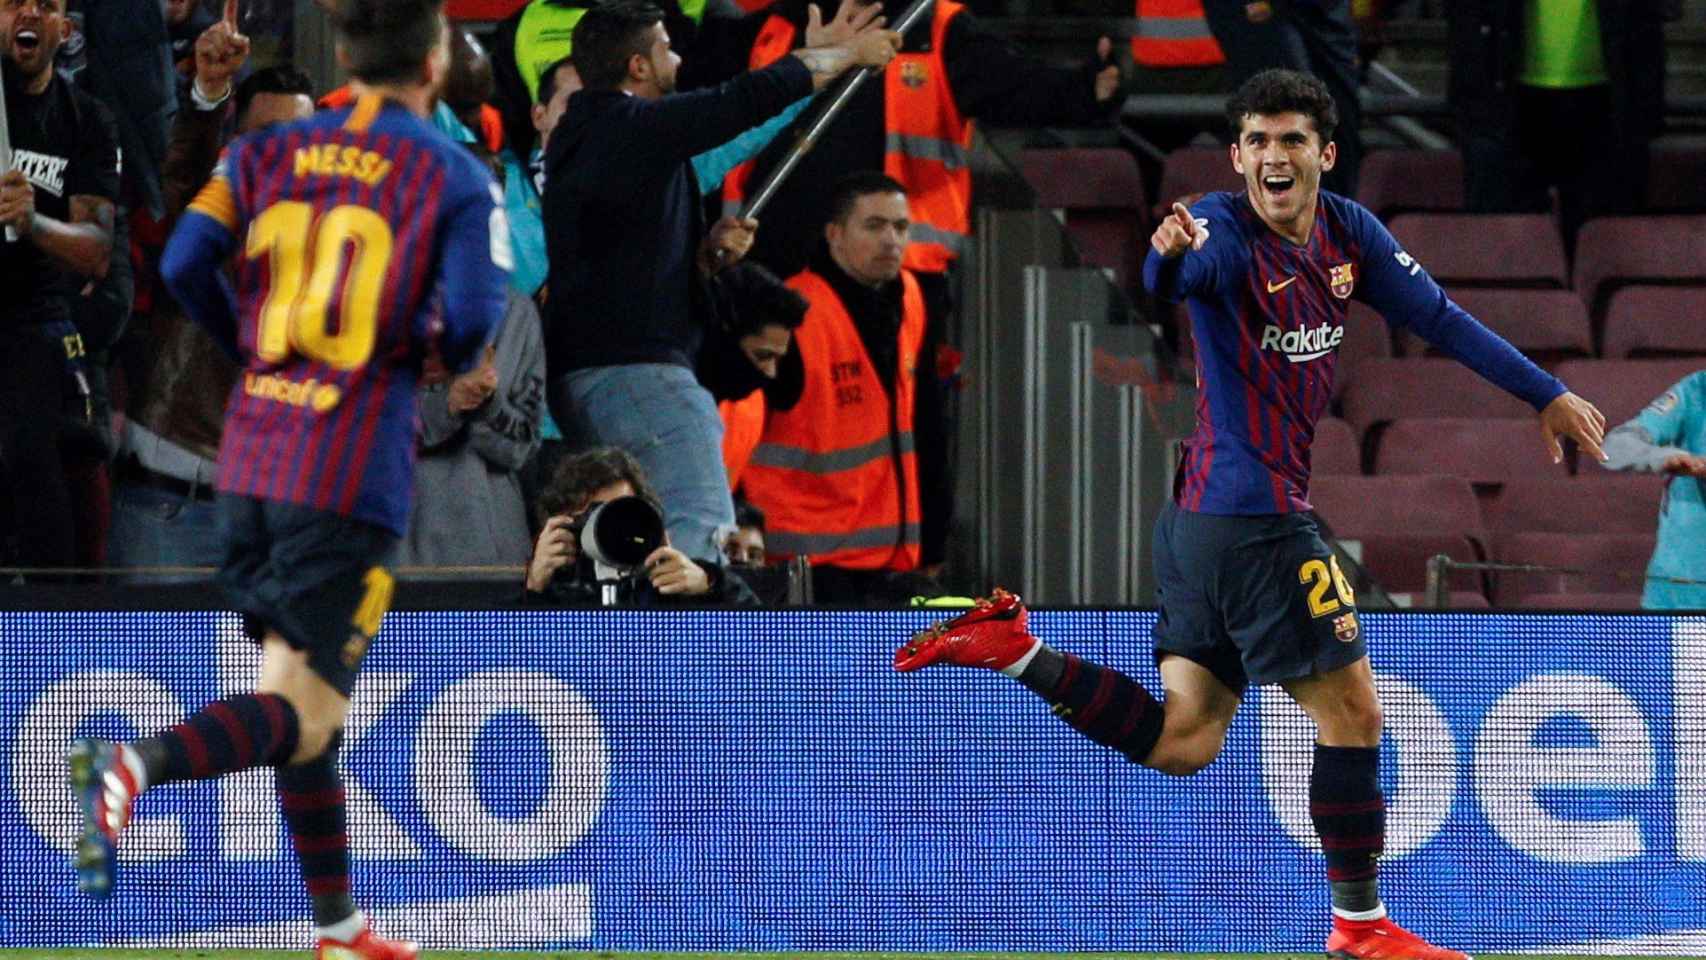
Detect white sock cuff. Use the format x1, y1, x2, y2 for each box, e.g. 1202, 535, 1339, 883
999, 637, 1045, 678
117, 743, 148, 794
318, 910, 367, 942
1333, 902, 1388, 922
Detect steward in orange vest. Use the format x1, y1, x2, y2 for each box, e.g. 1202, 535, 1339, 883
697, 0, 1123, 281
1131, 0, 1225, 67
741, 175, 929, 583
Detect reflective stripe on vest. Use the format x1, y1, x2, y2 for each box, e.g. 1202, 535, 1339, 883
1131, 0, 1224, 68
765, 521, 922, 557
721, 1, 974, 271
751, 431, 917, 474
742, 268, 926, 572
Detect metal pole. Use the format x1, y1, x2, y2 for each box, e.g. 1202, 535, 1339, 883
1424, 554, 1449, 609
739, 0, 938, 220
0, 74, 16, 243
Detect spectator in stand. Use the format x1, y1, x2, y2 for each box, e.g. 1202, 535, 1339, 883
502, 55, 578, 301
725, 498, 766, 567
1201, 0, 1362, 197
111, 57, 313, 582
698, 262, 808, 490
742, 173, 936, 605
404, 283, 546, 567
541, 0, 899, 564
524, 446, 758, 605
1449, 1, 1675, 248
0, 0, 121, 573
1603, 370, 1706, 610
165, 0, 216, 73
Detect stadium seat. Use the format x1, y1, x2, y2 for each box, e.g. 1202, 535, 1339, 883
1483, 474, 1664, 536
1516, 592, 1645, 611
1397, 289, 1592, 365
1550, 358, 1704, 427
1387, 213, 1567, 288
1341, 533, 1486, 594
1571, 216, 1706, 318
1601, 286, 1706, 358
1371, 418, 1570, 482
1355, 149, 1464, 219
1019, 148, 1148, 295
1312, 416, 1362, 475
1154, 145, 1243, 220
1339, 358, 1536, 435
1332, 303, 1395, 399
1645, 141, 1706, 213
1308, 474, 1486, 543
1494, 532, 1656, 605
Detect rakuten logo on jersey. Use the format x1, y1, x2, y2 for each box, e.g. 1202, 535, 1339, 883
1259, 322, 1345, 363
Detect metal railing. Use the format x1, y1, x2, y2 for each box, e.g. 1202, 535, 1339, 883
1421, 555, 1706, 610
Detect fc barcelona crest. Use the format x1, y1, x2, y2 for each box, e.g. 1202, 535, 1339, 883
900, 61, 929, 88
1328, 263, 1355, 299
1333, 611, 1360, 643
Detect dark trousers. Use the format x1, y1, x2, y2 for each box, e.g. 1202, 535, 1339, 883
1203, 0, 1364, 198
1462, 84, 1627, 252
0, 326, 83, 570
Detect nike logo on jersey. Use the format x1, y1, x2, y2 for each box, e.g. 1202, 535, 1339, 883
1266, 275, 1298, 294
1260, 321, 1345, 363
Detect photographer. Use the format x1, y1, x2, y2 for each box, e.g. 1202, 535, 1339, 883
524, 446, 758, 606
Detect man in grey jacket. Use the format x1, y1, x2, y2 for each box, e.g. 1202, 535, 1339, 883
404, 289, 547, 567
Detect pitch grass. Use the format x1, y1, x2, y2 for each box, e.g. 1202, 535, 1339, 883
0, 952, 1695, 960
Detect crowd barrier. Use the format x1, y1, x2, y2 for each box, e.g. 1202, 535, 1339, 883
1, 610, 1701, 952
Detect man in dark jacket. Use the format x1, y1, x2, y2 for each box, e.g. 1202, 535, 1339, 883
1449, 0, 1675, 246
542, 0, 898, 565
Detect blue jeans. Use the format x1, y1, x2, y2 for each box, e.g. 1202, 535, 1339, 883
108, 482, 225, 583
550, 364, 734, 564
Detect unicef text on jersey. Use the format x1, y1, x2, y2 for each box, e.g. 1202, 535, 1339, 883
1, 611, 1702, 952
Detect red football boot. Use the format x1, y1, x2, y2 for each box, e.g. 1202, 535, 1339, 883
893, 588, 1038, 673
316, 925, 420, 960
1326, 915, 1472, 960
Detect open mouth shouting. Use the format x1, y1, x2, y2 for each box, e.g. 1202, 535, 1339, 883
1262, 173, 1296, 201
11, 27, 42, 59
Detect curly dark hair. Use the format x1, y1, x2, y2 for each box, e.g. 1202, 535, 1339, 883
536, 446, 661, 523
1224, 68, 1338, 145
716, 263, 807, 339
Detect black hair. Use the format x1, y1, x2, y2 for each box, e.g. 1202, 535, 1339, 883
716, 263, 807, 339
570, 0, 663, 92
234, 65, 314, 127
328, 0, 446, 87
826, 171, 907, 226
1224, 68, 1338, 145
537, 446, 660, 522
733, 498, 766, 533
535, 54, 577, 106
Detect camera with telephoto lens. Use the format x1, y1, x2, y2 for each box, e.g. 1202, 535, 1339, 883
563, 495, 667, 605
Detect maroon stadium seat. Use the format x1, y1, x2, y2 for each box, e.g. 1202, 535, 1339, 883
1516, 593, 1645, 611
1387, 213, 1567, 288
1601, 286, 1706, 358
1312, 416, 1362, 476
1551, 359, 1703, 427
1397, 289, 1592, 364
1571, 216, 1706, 317
1355, 150, 1465, 219
1645, 142, 1706, 213
1371, 418, 1570, 482
1484, 474, 1664, 535
1154, 145, 1244, 220
1307, 474, 1486, 542
1346, 533, 1486, 594
1494, 532, 1656, 605
1333, 302, 1395, 399
1019, 148, 1148, 295
1339, 358, 1536, 434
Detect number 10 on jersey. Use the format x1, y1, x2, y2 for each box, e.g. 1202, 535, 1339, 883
247, 200, 395, 370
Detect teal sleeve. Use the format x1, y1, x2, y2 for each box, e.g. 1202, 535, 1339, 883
1633, 372, 1706, 447
691, 97, 812, 198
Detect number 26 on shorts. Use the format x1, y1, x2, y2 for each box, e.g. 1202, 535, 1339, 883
1299, 555, 1355, 617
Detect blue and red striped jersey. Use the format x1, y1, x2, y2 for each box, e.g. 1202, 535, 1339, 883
162, 94, 511, 536
1144, 190, 1565, 516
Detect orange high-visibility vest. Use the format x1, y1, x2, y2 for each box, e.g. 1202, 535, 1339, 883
742, 268, 925, 571
719, 391, 767, 491
1132, 0, 1224, 68
721, 0, 974, 273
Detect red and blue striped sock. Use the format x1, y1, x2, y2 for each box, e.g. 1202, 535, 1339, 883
132, 693, 300, 787
1018, 649, 1165, 764
1310, 743, 1385, 917
277, 733, 357, 929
